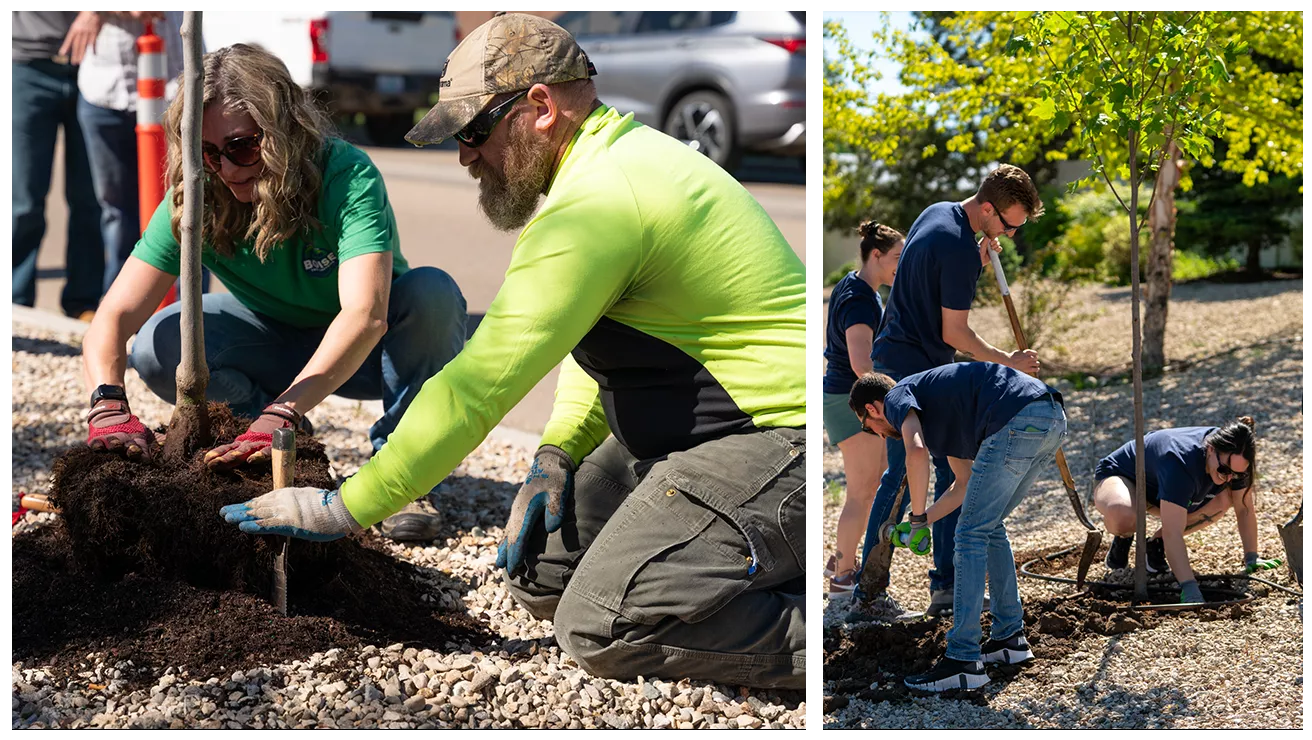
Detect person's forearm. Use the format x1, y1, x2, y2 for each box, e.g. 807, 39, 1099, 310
1162, 531, 1195, 584
926, 479, 965, 524
944, 325, 1011, 365
82, 314, 134, 394
906, 445, 931, 517
1234, 489, 1259, 555
277, 309, 387, 414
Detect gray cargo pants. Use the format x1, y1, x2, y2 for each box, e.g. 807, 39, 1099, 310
505, 427, 806, 689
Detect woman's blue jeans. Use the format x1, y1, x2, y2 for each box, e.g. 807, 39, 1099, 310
129, 266, 467, 452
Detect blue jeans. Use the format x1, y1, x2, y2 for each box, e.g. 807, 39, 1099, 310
946, 397, 1067, 662
77, 98, 212, 296
856, 365, 958, 598
129, 266, 468, 452
12, 60, 104, 314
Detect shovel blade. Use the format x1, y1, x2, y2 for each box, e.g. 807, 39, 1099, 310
1278, 518, 1303, 585
1074, 530, 1103, 590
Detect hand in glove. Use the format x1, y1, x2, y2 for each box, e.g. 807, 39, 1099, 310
87, 399, 157, 459
205, 403, 306, 469
496, 446, 574, 575
1178, 579, 1205, 604
220, 486, 362, 542
1244, 552, 1283, 573
892, 514, 931, 556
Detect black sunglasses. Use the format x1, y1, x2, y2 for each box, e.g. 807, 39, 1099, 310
859, 411, 879, 436
988, 201, 1025, 233
454, 90, 528, 148
202, 132, 263, 172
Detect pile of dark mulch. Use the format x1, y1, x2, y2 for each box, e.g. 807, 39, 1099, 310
12, 403, 488, 683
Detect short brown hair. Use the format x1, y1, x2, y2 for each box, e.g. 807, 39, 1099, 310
977, 164, 1044, 219
848, 372, 897, 415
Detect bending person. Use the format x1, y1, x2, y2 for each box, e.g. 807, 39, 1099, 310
80, 44, 468, 541
1093, 418, 1281, 603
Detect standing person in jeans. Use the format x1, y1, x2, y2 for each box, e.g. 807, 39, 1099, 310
12, 11, 105, 320
822, 221, 903, 599
850, 363, 1067, 691
80, 45, 468, 544
855, 164, 1045, 617
220, 14, 806, 689
75, 11, 189, 293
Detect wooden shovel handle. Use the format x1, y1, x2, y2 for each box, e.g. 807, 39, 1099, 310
19, 493, 59, 514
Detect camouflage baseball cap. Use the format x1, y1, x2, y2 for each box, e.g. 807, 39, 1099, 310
406, 13, 597, 147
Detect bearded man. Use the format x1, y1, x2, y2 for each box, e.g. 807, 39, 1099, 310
221, 13, 807, 689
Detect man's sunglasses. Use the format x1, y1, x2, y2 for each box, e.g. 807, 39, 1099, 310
202, 132, 264, 172
859, 411, 879, 436
455, 90, 528, 148
988, 201, 1025, 233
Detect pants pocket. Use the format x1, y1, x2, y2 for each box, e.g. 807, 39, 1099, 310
1003, 426, 1050, 476
777, 482, 805, 574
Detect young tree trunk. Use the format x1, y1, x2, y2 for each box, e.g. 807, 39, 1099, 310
1143, 138, 1181, 373
1129, 134, 1148, 603
164, 11, 212, 461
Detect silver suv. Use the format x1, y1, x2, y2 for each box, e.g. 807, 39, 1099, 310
554, 11, 805, 172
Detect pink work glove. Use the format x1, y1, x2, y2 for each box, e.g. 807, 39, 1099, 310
87, 399, 158, 459
205, 402, 306, 469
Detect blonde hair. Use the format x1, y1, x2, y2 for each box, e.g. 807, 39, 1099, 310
163, 43, 335, 261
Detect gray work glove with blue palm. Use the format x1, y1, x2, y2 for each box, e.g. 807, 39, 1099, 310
496, 445, 574, 575
1178, 579, 1205, 604
221, 487, 363, 542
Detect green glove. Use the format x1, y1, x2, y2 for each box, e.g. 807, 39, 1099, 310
1244, 552, 1283, 573
1179, 580, 1205, 604
892, 514, 931, 557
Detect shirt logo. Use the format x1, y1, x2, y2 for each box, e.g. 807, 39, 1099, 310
302, 243, 338, 277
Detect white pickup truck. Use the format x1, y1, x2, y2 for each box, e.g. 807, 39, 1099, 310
203, 11, 457, 144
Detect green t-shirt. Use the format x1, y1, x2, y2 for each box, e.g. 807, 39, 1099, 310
132, 138, 408, 328
342, 106, 806, 526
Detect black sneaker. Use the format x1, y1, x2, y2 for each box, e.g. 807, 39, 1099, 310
905, 657, 990, 692
981, 632, 1034, 665
1105, 535, 1132, 570
1146, 537, 1169, 574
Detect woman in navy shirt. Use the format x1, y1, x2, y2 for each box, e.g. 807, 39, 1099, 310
1093, 417, 1281, 603
822, 222, 903, 597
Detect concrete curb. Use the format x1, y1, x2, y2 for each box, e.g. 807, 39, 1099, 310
11, 306, 538, 452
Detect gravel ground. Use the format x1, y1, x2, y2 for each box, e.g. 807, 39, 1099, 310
822, 281, 1303, 728
10, 320, 804, 729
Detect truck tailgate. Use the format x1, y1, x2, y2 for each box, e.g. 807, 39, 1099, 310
326, 11, 455, 75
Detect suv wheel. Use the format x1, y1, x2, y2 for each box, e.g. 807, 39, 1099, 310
365, 112, 418, 147
663, 90, 740, 172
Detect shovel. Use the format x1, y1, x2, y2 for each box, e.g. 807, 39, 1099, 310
856, 475, 909, 599
1277, 505, 1302, 584
271, 428, 295, 615
988, 250, 1102, 589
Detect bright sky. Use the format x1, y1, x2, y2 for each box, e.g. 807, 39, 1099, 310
822, 11, 918, 97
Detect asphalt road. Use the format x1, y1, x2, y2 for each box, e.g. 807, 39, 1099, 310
29, 135, 805, 435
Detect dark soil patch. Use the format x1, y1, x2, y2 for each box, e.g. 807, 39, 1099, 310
826, 549, 1252, 708
13, 403, 490, 683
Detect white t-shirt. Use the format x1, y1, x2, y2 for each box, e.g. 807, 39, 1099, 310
77, 12, 186, 112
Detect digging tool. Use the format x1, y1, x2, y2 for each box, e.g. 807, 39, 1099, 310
1277, 505, 1303, 585
18, 493, 60, 514
271, 427, 295, 616
856, 475, 909, 599
988, 250, 1101, 589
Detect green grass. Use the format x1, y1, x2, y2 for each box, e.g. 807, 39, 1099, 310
826, 479, 845, 505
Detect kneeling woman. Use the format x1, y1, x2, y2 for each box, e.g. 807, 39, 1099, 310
81, 45, 467, 536
1092, 418, 1281, 603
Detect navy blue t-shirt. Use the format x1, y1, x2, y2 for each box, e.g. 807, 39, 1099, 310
871, 202, 982, 377
882, 362, 1062, 460
1095, 427, 1225, 512
823, 271, 883, 394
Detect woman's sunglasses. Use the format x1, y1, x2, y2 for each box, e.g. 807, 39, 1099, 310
202, 132, 264, 172
1214, 448, 1251, 487
454, 91, 528, 148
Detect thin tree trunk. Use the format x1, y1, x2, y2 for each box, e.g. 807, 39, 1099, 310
1247, 238, 1263, 274
1143, 138, 1180, 373
165, 11, 212, 460
1129, 133, 1148, 603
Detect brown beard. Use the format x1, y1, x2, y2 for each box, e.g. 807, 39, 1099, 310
475, 120, 554, 231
